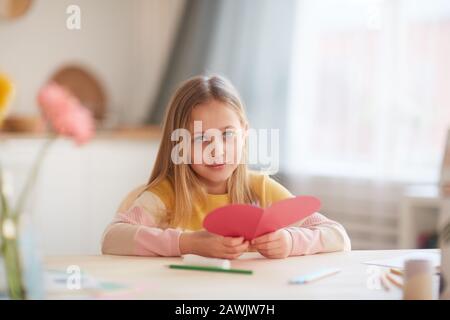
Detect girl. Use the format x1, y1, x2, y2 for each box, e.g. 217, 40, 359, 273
101, 75, 351, 259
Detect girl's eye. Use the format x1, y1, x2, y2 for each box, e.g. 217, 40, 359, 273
194, 135, 208, 143
223, 131, 235, 138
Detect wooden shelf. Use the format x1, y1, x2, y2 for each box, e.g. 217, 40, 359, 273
0, 125, 163, 141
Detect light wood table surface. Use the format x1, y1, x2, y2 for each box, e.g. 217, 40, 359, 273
44, 249, 440, 300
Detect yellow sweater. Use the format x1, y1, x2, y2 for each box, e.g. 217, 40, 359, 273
101, 173, 351, 257
148, 172, 293, 231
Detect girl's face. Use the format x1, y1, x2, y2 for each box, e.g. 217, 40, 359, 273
189, 100, 247, 192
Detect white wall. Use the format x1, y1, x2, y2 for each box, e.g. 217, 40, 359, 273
0, 137, 160, 255
0, 0, 184, 125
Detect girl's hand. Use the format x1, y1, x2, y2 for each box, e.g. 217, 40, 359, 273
180, 230, 249, 260
250, 229, 293, 259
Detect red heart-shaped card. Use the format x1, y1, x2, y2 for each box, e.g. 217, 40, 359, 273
203, 196, 321, 240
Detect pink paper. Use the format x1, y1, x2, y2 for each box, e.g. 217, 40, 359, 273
203, 196, 321, 240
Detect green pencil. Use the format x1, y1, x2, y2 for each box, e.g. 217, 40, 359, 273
168, 264, 253, 275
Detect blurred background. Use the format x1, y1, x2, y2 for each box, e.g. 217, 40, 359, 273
1, 0, 450, 254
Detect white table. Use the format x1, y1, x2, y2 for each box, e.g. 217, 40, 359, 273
44, 249, 440, 300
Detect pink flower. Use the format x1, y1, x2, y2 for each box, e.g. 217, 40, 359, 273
37, 82, 95, 145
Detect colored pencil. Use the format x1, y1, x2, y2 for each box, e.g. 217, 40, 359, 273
169, 264, 253, 274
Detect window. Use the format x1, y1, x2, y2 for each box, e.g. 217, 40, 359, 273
287, 0, 450, 183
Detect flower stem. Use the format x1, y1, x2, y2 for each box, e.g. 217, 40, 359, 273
0, 135, 56, 299
0, 167, 25, 299
3, 237, 25, 299
0, 167, 7, 220
14, 136, 56, 217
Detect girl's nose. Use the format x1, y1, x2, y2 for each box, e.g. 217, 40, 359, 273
210, 137, 225, 158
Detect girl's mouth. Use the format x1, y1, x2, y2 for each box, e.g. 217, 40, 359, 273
206, 163, 226, 169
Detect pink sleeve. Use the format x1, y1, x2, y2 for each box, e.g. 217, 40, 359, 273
101, 192, 182, 257
285, 212, 351, 256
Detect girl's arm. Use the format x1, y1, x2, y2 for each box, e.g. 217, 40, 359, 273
261, 175, 351, 256
101, 191, 249, 258
101, 191, 182, 256
285, 212, 352, 256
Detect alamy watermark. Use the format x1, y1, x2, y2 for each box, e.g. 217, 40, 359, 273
66, 5, 81, 30
366, 266, 383, 290
170, 121, 280, 173
66, 265, 82, 290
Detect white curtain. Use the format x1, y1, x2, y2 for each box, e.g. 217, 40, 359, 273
149, 0, 296, 135
285, 0, 450, 249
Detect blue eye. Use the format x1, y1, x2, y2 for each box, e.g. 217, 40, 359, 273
223, 131, 235, 138
194, 135, 208, 143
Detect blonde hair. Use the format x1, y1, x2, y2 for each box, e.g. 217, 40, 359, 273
147, 75, 257, 228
